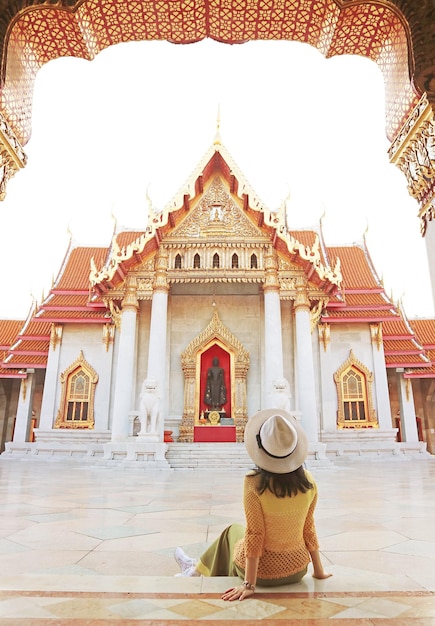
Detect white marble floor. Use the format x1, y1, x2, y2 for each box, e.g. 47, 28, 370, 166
0, 454, 434, 624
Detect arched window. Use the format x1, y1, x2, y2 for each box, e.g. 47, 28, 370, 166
193, 253, 201, 269
67, 371, 90, 422
334, 351, 378, 429
213, 253, 220, 268
342, 369, 366, 422
232, 253, 239, 269
250, 253, 258, 269
55, 351, 98, 429
174, 253, 182, 269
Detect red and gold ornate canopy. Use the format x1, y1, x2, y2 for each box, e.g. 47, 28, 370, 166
0, 0, 425, 145
0, 0, 434, 224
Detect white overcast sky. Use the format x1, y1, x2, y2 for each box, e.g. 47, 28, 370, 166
1, 38, 433, 319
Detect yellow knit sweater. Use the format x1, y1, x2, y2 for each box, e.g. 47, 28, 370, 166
233, 470, 320, 580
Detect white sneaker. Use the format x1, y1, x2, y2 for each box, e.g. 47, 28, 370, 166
175, 565, 200, 577
174, 547, 197, 573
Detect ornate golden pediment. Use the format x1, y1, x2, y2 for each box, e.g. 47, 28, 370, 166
182, 310, 249, 370
167, 176, 266, 241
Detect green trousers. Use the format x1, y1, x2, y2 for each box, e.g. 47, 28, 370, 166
196, 523, 307, 586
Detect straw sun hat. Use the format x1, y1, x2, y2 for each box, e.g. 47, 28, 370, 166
244, 408, 309, 474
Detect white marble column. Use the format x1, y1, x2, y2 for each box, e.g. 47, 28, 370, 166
317, 323, 331, 432
294, 279, 318, 442
263, 248, 284, 408
13, 371, 35, 442
39, 324, 62, 429
370, 324, 394, 429
146, 293, 168, 383
145, 248, 169, 441
111, 276, 139, 442
397, 370, 419, 442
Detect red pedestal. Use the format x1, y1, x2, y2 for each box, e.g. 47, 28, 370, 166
194, 426, 236, 442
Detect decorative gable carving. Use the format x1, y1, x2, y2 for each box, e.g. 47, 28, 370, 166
168, 177, 266, 240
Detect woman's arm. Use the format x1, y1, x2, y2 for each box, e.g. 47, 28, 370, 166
221, 556, 259, 601
310, 549, 332, 579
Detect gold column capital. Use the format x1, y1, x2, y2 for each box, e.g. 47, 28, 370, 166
153, 247, 169, 292
263, 246, 280, 292
294, 275, 310, 310
121, 275, 139, 310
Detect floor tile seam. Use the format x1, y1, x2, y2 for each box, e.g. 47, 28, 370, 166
0, 621, 388, 626
0, 590, 434, 599
1, 619, 435, 626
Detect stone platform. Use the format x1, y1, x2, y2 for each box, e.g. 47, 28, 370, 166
0, 456, 434, 623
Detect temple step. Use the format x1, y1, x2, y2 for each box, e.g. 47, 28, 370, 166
166, 442, 253, 470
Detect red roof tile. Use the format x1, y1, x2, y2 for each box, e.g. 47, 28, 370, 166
383, 319, 415, 338
324, 309, 399, 322
383, 339, 423, 354
328, 292, 395, 309
39, 294, 107, 312
1, 354, 48, 368
0, 320, 24, 349
0, 367, 27, 378
34, 310, 109, 321
410, 319, 435, 349
56, 247, 109, 291
327, 245, 381, 290
116, 231, 146, 249
385, 353, 431, 367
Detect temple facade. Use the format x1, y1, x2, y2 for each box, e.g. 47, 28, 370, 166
1, 137, 434, 464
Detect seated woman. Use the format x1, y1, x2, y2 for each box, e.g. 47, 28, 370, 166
174, 408, 332, 601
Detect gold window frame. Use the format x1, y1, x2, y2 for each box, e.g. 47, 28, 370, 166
55, 350, 98, 429
334, 350, 378, 429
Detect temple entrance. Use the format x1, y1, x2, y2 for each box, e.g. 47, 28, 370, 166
200, 344, 231, 420
196, 342, 235, 443
178, 311, 249, 442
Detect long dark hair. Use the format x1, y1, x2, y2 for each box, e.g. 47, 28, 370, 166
253, 466, 314, 498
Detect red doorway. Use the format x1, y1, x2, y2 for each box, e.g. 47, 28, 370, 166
199, 344, 231, 418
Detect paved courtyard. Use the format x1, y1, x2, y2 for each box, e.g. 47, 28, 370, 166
0, 454, 434, 624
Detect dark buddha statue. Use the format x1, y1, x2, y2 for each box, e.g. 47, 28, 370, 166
204, 357, 227, 410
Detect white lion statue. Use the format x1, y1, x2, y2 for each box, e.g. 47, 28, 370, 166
272, 378, 291, 412
139, 378, 160, 435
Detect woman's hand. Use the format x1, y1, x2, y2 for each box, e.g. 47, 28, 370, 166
312, 570, 333, 579
310, 550, 332, 580
221, 584, 255, 601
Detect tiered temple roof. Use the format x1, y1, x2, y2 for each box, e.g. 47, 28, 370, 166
406, 319, 435, 378
1, 232, 434, 378
1, 140, 434, 379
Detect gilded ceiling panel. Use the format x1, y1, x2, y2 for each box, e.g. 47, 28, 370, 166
0, 0, 434, 204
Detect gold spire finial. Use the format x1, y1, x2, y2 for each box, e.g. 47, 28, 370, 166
146, 184, 154, 215
363, 217, 369, 238
30, 293, 37, 315
320, 204, 326, 226
214, 104, 221, 146
110, 204, 118, 227
281, 185, 291, 209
